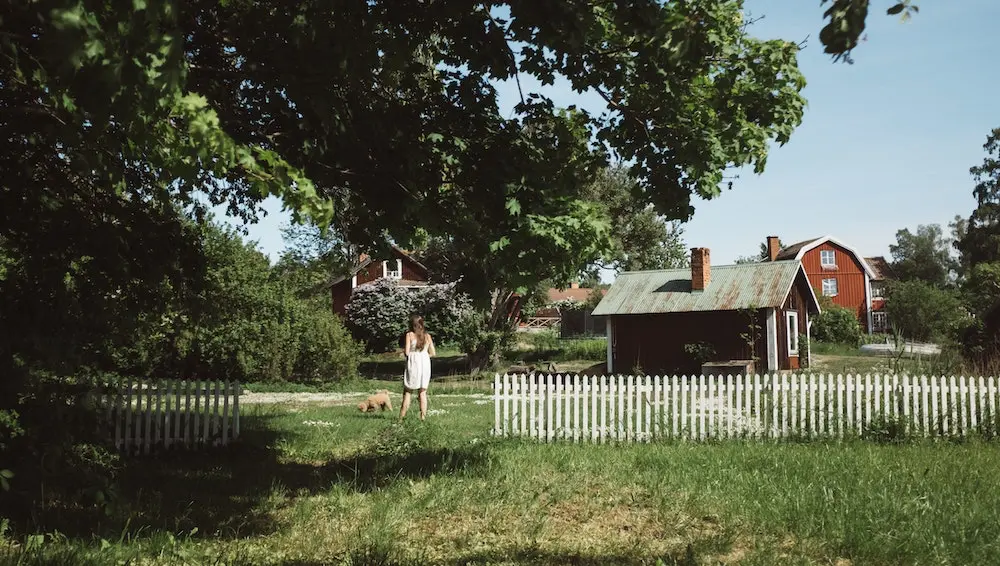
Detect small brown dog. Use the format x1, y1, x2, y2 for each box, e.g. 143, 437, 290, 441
357, 390, 392, 413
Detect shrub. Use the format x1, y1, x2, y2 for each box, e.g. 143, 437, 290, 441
811, 296, 862, 345
291, 302, 362, 382
885, 280, 967, 342
454, 309, 516, 373
549, 298, 586, 312
344, 279, 474, 353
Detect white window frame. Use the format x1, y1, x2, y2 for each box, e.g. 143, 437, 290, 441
822, 278, 838, 297
872, 311, 888, 332
383, 259, 402, 279
786, 311, 799, 356
820, 249, 836, 269
871, 281, 885, 299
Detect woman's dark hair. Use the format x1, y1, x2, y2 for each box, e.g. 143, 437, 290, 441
410, 315, 427, 350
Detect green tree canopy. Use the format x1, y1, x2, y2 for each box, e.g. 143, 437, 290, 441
584, 166, 690, 274
12, 0, 922, 380
885, 280, 965, 343
957, 128, 1000, 269
889, 224, 958, 288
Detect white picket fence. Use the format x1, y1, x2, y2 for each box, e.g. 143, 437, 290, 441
492, 373, 1000, 442
92, 378, 242, 454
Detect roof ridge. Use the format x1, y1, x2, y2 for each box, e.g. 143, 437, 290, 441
618, 260, 799, 275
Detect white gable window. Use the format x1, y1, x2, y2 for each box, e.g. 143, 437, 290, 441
872, 311, 889, 332
820, 249, 836, 269
822, 278, 838, 296
383, 259, 402, 279
786, 311, 799, 356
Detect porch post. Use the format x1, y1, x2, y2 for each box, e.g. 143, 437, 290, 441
606, 317, 614, 374
766, 308, 778, 373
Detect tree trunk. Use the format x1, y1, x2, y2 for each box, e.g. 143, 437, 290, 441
465, 288, 519, 375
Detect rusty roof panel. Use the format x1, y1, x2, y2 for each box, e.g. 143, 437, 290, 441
592, 260, 804, 316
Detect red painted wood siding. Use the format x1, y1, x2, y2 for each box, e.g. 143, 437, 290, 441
331, 250, 431, 316
801, 242, 869, 331
331, 281, 352, 315
778, 274, 813, 370
400, 254, 428, 281
355, 263, 381, 285
610, 310, 768, 376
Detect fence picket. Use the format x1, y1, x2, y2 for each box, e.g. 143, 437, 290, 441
98, 378, 241, 454
990, 377, 997, 436
492, 373, 1000, 443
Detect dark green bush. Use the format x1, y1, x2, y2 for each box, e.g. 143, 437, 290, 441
812, 296, 862, 345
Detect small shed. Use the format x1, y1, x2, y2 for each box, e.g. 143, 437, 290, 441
592, 248, 821, 376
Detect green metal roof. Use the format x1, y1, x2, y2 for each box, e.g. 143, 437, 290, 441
592, 260, 810, 316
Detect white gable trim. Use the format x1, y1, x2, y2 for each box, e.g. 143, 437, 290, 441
779, 263, 823, 315
790, 235, 878, 279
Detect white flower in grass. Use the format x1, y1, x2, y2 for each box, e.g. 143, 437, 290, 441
302, 420, 339, 427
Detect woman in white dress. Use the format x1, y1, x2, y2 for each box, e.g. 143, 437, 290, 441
399, 314, 436, 421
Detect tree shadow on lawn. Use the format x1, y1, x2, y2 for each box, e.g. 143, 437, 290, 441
35, 413, 490, 543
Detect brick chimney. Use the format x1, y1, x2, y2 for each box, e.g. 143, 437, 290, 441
691, 247, 710, 291
570, 281, 580, 289
767, 236, 780, 262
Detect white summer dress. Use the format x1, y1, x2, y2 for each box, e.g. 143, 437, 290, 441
403, 335, 432, 390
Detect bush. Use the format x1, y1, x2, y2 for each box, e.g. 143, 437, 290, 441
454, 309, 516, 373
0, 372, 122, 531
885, 280, 967, 342
344, 279, 474, 353
291, 302, 362, 382
811, 296, 862, 345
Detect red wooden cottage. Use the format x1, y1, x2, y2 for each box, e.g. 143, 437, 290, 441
593, 248, 821, 376
327, 245, 431, 315
768, 235, 888, 333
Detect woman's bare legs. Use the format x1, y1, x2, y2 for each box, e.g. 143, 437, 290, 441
399, 390, 412, 421
418, 388, 428, 420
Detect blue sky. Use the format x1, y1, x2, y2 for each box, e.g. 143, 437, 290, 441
218, 1, 998, 273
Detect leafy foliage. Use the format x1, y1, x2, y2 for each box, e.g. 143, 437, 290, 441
583, 166, 690, 274
344, 278, 473, 353
889, 224, 958, 288
957, 128, 1000, 269
811, 295, 862, 346
885, 280, 966, 343
819, 1, 919, 63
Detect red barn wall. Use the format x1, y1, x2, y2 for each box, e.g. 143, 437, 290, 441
400, 254, 428, 281
330, 281, 352, 315
777, 275, 813, 370
800, 242, 869, 331
610, 310, 768, 376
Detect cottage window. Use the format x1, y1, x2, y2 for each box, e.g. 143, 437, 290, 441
871, 281, 885, 299
820, 250, 836, 269
872, 311, 889, 332
822, 278, 838, 296
786, 311, 799, 355
383, 259, 403, 279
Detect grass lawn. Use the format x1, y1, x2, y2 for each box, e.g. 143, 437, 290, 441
4, 386, 1000, 566
808, 341, 958, 377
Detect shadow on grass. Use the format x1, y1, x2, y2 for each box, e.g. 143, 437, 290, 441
21, 413, 490, 543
